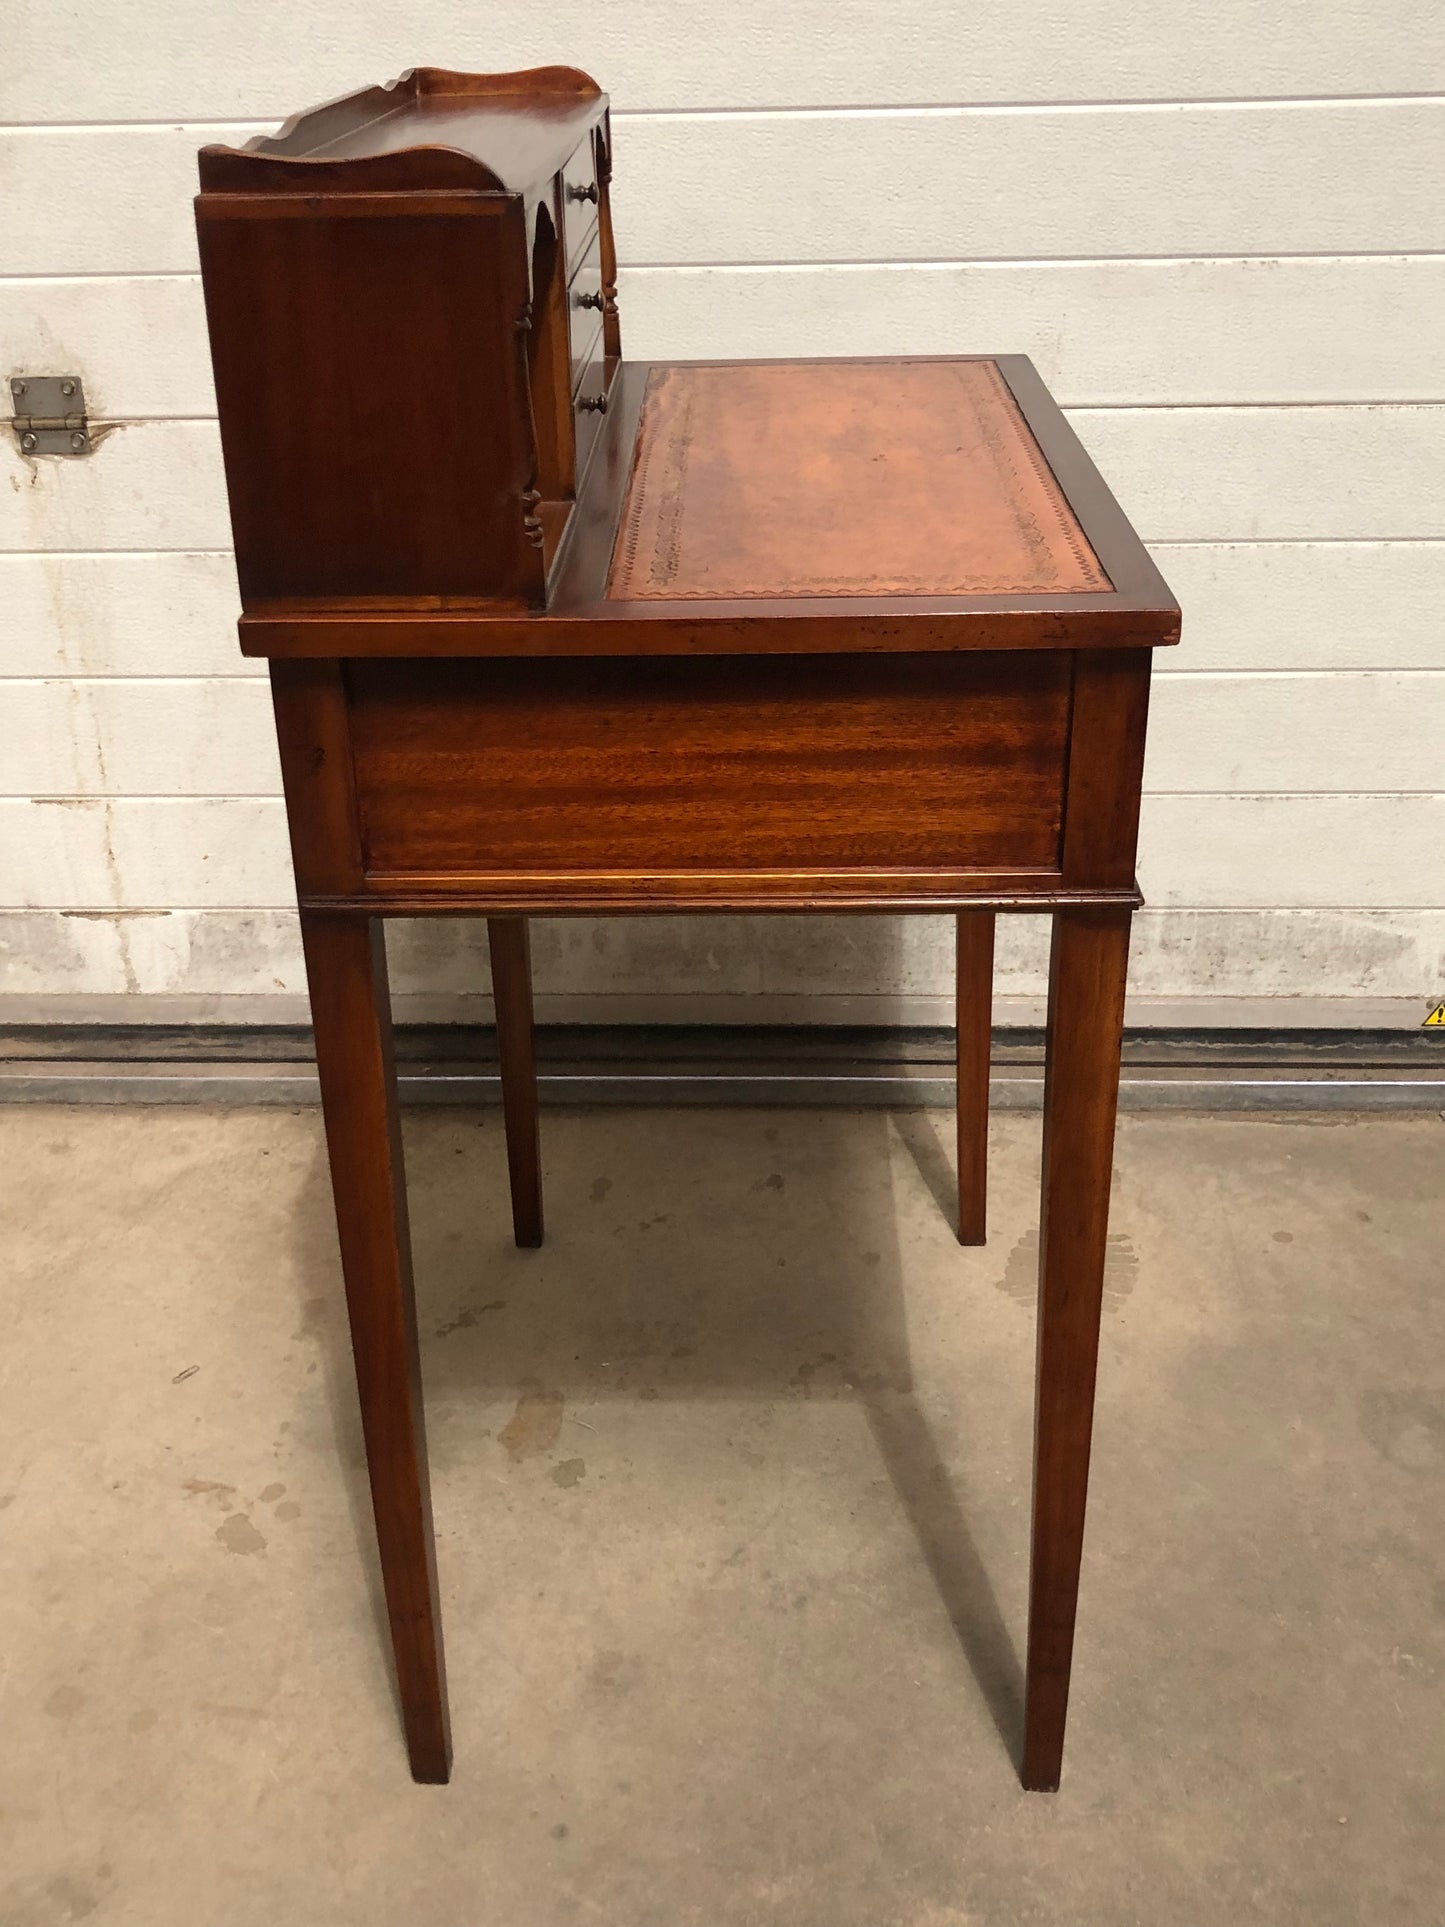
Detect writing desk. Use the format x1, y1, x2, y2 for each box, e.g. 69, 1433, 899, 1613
196, 67, 1180, 1792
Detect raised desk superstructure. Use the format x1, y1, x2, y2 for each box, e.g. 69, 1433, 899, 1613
196, 66, 1181, 1792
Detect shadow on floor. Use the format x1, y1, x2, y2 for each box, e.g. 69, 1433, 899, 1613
295, 1100, 1027, 1768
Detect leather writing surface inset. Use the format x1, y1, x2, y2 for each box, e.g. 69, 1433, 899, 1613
607, 359, 1110, 602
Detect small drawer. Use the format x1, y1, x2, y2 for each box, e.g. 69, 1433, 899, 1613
566, 239, 605, 390
572, 328, 611, 485
560, 133, 600, 275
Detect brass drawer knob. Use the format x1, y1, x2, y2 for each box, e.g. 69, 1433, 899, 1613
566, 180, 599, 206
575, 289, 604, 312
578, 393, 608, 414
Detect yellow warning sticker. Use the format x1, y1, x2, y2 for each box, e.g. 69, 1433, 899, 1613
1425, 1002, 1445, 1027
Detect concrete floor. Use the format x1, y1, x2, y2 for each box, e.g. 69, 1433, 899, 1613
2, 1102, 1442, 1926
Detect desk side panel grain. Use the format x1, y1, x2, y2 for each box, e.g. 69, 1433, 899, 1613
195, 197, 540, 603
345, 653, 1071, 883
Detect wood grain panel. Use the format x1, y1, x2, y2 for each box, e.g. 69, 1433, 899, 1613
346, 653, 1072, 881
195, 198, 539, 600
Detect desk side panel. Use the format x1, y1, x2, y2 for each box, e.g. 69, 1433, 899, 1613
343, 653, 1070, 894
196, 195, 541, 603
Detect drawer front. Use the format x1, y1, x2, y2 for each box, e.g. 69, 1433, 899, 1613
560, 133, 600, 275
571, 326, 610, 484
346, 653, 1071, 896
566, 236, 605, 390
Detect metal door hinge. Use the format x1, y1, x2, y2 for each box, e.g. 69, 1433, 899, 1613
10, 375, 91, 455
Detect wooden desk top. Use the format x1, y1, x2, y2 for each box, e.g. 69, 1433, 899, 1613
241, 356, 1178, 661
199, 72, 1175, 665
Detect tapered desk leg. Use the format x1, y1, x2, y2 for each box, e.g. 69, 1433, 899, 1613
1022, 905, 1131, 1792
955, 911, 995, 1246
487, 916, 543, 1249
300, 911, 451, 1784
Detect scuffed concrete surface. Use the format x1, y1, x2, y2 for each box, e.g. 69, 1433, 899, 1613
3, 905, 1444, 1010
1, 1104, 1441, 1925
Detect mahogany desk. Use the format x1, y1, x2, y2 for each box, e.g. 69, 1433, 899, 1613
195, 67, 1180, 1792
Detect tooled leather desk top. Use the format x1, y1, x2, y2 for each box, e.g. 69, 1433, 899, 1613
607, 358, 1110, 603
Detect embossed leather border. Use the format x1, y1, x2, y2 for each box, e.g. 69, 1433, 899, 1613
607, 359, 1111, 601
